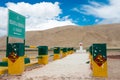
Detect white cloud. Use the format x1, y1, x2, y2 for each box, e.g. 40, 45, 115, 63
73, 0, 120, 24
6, 2, 61, 19
0, 8, 8, 37
28, 19, 75, 31
0, 2, 76, 37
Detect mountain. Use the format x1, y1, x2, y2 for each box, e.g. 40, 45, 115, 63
0, 24, 120, 49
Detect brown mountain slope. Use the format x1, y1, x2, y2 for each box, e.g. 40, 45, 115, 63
0, 24, 120, 49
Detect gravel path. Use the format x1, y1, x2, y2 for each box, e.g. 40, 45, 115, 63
17, 53, 91, 80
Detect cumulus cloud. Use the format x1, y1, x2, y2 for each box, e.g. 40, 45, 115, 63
0, 2, 75, 37
28, 19, 75, 31
0, 8, 8, 37
73, 0, 120, 24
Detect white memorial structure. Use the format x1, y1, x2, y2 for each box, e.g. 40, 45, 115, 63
76, 42, 86, 53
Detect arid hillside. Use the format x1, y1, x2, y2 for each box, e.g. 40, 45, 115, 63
0, 24, 120, 49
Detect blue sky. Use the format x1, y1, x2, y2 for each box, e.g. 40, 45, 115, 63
0, 0, 120, 36
0, 0, 109, 26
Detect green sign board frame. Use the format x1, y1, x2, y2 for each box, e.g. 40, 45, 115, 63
8, 9, 25, 39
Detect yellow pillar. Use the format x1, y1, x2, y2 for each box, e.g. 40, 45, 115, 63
38, 55, 48, 65
8, 57, 24, 75
38, 46, 48, 65
62, 52, 67, 58
60, 50, 63, 55
53, 47, 60, 60
92, 44, 108, 77
7, 43, 25, 75
53, 54, 60, 60
92, 61, 108, 77
68, 48, 73, 54
71, 50, 74, 54
70, 51, 73, 54
67, 51, 70, 55
61, 48, 68, 58
71, 48, 74, 54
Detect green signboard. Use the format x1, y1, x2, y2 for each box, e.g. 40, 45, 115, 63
8, 9, 25, 39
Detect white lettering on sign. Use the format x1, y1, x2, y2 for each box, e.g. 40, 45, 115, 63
15, 28, 22, 33
9, 19, 24, 28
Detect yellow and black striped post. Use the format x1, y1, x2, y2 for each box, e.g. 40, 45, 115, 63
91, 43, 108, 77
53, 47, 60, 60
38, 46, 48, 65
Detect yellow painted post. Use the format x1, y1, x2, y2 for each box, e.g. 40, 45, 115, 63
53, 54, 60, 60
70, 48, 73, 54
62, 48, 68, 58
70, 50, 72, 54
38, 55, 48, 65
69, 48, 74, 54
92, 44, 108, 77
67, 48, 71, 55
71, 48, 74, 54
71, 50, 74, 54
8, 57, 24, 75
38, 46, 48, 65
53, 47, 60, 60
92, 60, 107, 77
62, 53, 65, 58
66, 48, 69, 56
60, 49, 63, 55
7, 43, 25, 75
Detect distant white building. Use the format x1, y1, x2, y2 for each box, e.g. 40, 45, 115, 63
76, 42, 86, 53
